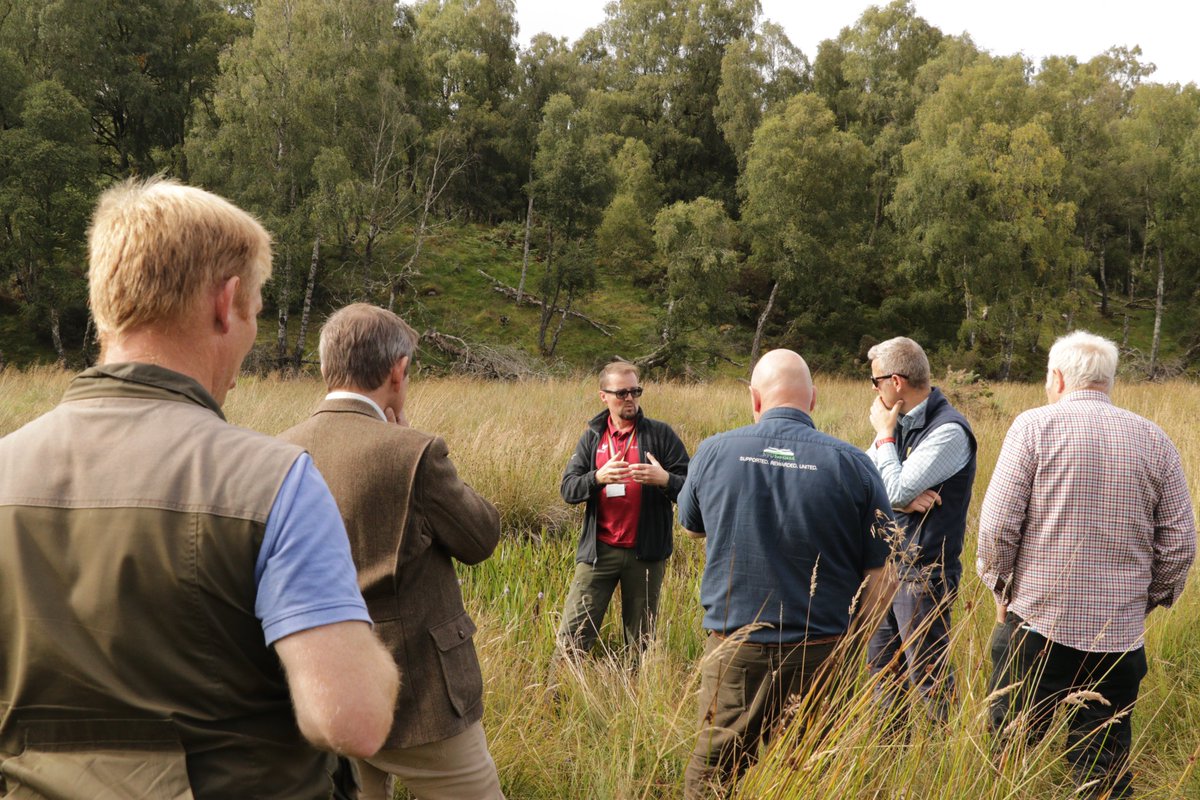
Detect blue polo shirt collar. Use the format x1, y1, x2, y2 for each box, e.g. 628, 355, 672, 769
758, 406, 815, 428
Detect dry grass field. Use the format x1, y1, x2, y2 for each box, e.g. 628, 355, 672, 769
1, 367, 1197, 799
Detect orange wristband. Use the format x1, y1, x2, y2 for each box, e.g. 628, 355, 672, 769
875, 437, 896, 448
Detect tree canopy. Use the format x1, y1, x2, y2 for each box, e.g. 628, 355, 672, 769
1, 0, 1197, 378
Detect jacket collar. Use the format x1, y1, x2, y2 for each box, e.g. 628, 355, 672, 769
314, 396, 388, 421
588, 406, 644, 433
322, 391, 387, 420
64, 362, 225, 420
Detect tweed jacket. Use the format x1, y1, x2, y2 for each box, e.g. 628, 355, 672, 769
281, 398, 501, 750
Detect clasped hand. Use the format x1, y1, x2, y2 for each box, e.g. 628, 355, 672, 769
597, 453, 668, 487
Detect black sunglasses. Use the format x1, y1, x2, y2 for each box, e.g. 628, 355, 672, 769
870, 373, 908, 388
602, 387, 644, 399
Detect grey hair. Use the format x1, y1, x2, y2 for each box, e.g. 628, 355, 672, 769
319, 303, 417, 390
867, 337, 930, 389
1047, 330, 1117, 391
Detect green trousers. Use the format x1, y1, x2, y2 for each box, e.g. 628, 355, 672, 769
556, 541, 666, 655
684, 633, 841, 799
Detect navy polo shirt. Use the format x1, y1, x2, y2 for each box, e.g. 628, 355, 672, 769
679, 407, 893, 643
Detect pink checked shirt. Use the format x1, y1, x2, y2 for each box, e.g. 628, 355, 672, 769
977, 390, 1195, 653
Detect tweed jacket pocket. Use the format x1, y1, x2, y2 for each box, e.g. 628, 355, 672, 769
429, 611, 483, 718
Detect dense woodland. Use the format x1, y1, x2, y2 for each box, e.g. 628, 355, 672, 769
1, 0, 1199, 379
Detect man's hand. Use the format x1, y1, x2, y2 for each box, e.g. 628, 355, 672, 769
384, 406, 408, 427
870, 396, 903, 438
899, 489, 941, 515
630, 453, 669, 487
994, 598, 1007, 624
596, 459, 630, 485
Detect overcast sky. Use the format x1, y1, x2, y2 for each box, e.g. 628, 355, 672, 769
513, 0, 1198, 87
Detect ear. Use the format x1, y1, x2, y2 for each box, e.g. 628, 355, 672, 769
390, 356, 410, 390
214, 276, 240, 334
1053, 368, 1066, 394
750, 385, 762, 415
808, 384, 817, 414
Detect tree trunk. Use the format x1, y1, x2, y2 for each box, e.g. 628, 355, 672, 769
537, 226, 556, 355
80, 310, 96, 366
1000, 312, 1015, 381
751, 279, 779, 366
517, 182, 533, 302
962, 270, 975, 350
537, 277, 561, 357
547, 287, 573, 357
293, 236, 320, 368
49, 307, 65, 366
1149, 244, 1165, 378
276, 252, 291, 368
1098, 234, 1109, 317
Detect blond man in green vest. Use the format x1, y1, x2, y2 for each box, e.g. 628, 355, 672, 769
0, 178, 398, 798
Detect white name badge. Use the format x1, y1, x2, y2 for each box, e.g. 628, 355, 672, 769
605, 483, 627, 498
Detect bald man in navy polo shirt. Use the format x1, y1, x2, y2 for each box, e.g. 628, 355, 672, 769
678, 349, 897, 798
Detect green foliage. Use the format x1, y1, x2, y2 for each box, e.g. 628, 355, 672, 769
0, 0, 1198, 379
0, 79, 96, 362
650, 196, 739, 365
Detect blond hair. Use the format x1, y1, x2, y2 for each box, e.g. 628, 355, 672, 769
88, 177, 272, 337
319, 304, 418, 390
598, 360, 639, 388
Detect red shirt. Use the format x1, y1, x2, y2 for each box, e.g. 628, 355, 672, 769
595, 417, 642, 549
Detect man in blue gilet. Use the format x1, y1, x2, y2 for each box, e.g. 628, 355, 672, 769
865, 336, 977, 724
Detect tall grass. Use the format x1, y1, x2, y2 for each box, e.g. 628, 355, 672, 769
1, 368, 1196, 798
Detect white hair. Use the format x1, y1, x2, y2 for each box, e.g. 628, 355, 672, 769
1047, 331, 1118, 391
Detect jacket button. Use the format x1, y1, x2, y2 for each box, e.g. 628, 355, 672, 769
458, 629, 466, 639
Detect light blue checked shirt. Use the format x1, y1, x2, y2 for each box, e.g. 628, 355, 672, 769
868, 396, 971, 508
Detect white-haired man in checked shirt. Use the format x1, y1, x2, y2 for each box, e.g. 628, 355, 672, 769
978, 330, 1195, 799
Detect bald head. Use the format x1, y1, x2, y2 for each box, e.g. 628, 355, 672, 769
750, 349, 814, 420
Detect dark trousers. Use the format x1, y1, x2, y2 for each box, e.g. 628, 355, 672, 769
556, 542, 665, 655
867, 576, 956, 722
988, 612, 1147, 799
684, 633, 840, 799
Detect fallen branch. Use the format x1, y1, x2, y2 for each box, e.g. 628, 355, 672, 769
420, 328, 544, 380
477, 269, 616, 337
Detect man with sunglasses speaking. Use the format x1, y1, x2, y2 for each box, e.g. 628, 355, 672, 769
864, 336, 977, 723
557, 361, 690, 657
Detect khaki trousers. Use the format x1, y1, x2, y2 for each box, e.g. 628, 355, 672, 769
355, 721, 504, 800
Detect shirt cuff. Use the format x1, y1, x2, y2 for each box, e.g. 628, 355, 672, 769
977, 565, 1011, 604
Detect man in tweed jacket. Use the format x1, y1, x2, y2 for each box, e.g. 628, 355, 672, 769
282, 304, 504, 800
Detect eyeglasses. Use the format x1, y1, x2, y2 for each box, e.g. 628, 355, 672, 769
602, 387, 644, 399
870, 373, 908, 388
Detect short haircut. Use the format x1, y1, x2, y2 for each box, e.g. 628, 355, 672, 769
1047, 330, 1118, 390
598, 360, 639, 388
319, 303, 418, 390
867, 336, 930, 389
88, 177, 271, 337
